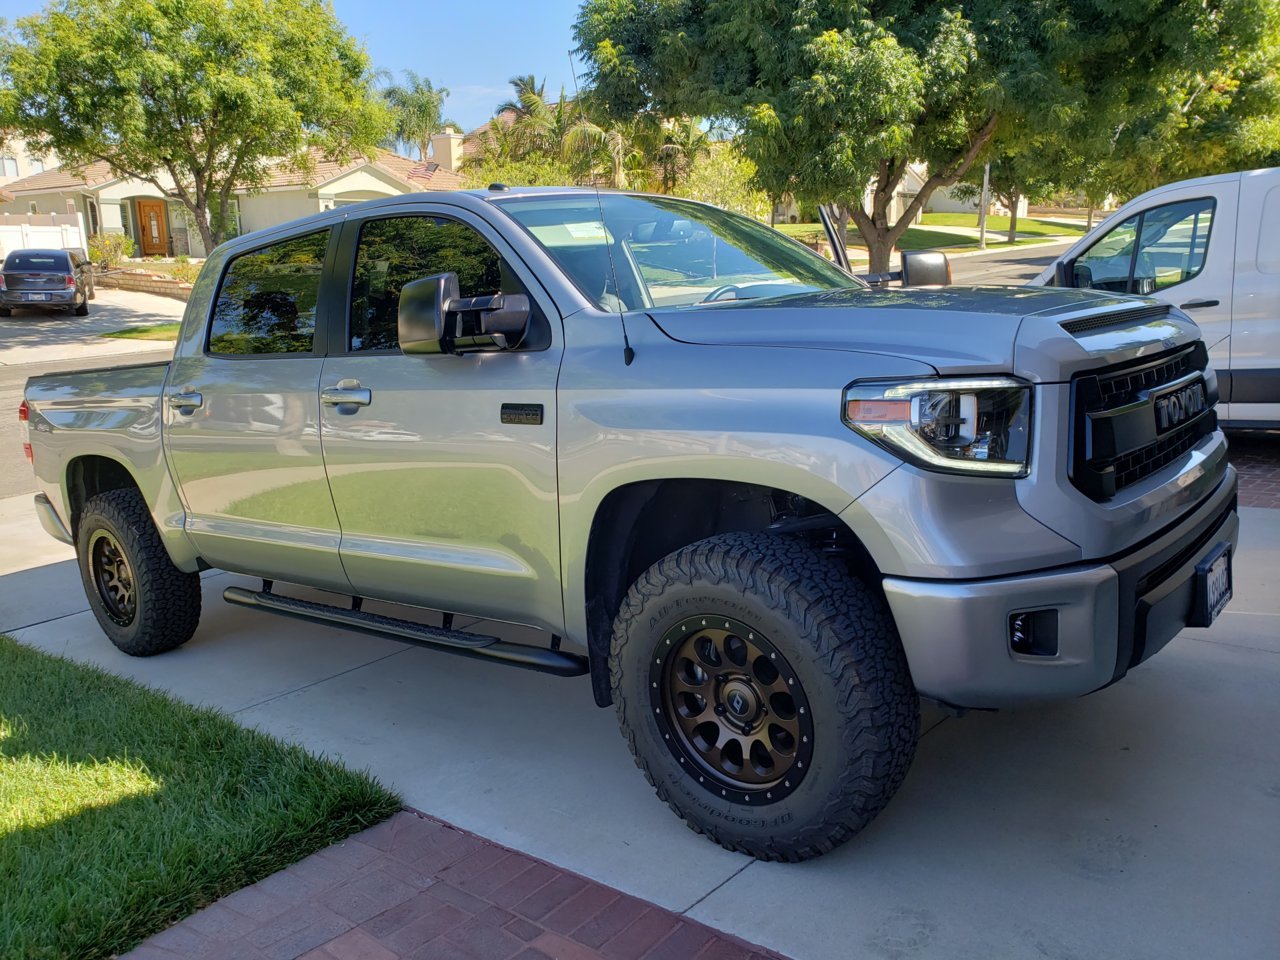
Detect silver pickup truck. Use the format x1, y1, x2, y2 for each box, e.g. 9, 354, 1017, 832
21, 188, 1238, 861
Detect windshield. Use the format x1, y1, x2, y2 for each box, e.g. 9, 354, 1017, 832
494, 193, 862, 310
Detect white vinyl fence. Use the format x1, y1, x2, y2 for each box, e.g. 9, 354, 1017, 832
0, 212, 87, 257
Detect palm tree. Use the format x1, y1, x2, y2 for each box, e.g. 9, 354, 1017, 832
383, 71, 454, 161
657, 118, 710, 193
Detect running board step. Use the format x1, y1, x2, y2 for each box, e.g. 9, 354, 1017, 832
223, 586, 587, 678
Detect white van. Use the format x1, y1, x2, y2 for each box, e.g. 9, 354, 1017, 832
1032, 167, 1280, 427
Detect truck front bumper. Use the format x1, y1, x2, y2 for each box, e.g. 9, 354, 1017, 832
883, 467, 1239, 709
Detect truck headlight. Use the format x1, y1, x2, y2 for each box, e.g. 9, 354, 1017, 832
843, 377, 1032, 476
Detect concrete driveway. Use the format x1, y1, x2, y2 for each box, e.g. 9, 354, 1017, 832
4, 492, 1277, 960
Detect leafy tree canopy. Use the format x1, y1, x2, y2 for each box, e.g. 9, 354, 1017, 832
576, 0, 1280, 270
0, 0, 392, 251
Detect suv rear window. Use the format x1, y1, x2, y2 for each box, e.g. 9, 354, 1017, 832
4, 252, 69, 271
208, 230, 329, 355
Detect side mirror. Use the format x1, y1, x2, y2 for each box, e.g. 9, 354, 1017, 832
398, 272, 457, 355
398, 271, 532, 355
900, 250, 951, 287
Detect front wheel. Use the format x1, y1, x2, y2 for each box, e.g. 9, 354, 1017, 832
611, 533, 919, 861
76, 488, 201, 655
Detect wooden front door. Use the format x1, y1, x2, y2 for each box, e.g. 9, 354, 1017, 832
136, 199, 169, 256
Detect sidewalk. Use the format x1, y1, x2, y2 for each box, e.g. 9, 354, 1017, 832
123, 810, 786, 960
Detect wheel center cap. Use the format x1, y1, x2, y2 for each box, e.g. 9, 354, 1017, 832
721, 680, 759, 720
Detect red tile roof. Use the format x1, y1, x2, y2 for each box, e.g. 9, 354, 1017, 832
3, 160, 117, 194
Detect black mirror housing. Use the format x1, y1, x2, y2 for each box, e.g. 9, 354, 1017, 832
1054, 259, 1075, 288
398, 272, 458, 354
398, 271, 533, 355
900, 250, 951, 287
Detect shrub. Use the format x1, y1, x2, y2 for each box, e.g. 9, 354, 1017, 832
170, 261, 200, 284
87, 233, 135, 267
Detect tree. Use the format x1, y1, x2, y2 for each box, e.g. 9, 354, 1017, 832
0, 0, 391, 252
383, 70, 454, 161
576, 0, 1280, 272
675, 141, 770, 220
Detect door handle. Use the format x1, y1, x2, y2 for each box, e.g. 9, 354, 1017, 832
1179, 299, 1220, 310
167, 389, 203, 411
321, 380, 372, 409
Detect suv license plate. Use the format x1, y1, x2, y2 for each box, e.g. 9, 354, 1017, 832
26, 292, 48, 301
1191, 543, 1233, 627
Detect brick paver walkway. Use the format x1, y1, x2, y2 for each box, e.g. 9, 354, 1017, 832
1227, 431, 1280, 509
122, 811, 787, 960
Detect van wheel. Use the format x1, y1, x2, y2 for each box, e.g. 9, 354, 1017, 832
0, 307, 10, 317
611, 533, 919, 861
76, 488, 201, 656
74, 298, 89, 316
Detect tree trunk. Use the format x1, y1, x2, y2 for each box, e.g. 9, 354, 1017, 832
865, 235, 895, 274
1087, 205, 1095, 230
1007, 190, 1019, 244
186, 201, 216, 257
831, 204, 849, 263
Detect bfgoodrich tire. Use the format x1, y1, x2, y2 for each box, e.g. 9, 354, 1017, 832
76, 488, 201, 656
611, 533, 919, 861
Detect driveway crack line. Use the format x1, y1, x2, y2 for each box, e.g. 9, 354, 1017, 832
680, 860, 754, 916
232, 645, 412, 715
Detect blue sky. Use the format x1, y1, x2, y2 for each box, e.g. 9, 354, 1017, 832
0, 0, 586, 133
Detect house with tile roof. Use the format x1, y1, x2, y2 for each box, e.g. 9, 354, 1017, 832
0, 148, 466, 257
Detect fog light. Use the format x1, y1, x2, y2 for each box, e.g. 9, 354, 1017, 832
1009, 610, 1059, 657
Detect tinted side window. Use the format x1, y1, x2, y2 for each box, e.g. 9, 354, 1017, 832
349, 216, 515, 352
209, 230, 328, 355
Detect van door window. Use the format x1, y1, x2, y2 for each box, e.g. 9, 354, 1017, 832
1074, 198, 1215, 295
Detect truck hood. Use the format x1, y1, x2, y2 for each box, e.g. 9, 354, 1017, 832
645, 285, 1203, 380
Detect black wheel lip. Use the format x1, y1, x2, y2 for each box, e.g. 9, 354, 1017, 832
650, 614, 814, 805
88, 529, 136, 627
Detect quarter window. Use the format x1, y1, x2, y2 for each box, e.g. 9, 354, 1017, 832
208, 230, 328, 355
1074, 198, 1215, 294
349, 215, 515, 352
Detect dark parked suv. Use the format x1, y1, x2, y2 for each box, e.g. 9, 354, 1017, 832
0, 248, 94, 316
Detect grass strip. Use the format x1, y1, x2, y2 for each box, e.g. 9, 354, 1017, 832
100, 323, 182, 341
0, 634, 400, 960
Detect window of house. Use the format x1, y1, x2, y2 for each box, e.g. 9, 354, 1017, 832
348, 215, 516, 352
27, 201, 38, 215
208, 230, 329, 355
28, 158, 43, 174
2, 157, 18, 177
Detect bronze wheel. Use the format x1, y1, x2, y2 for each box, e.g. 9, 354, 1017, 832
90, 530, 136, 626
652, 615, 814, 804
76, 488, 201, 656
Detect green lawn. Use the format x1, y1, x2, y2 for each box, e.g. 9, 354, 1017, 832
920, 212, 1088, 236
101, 323, 182, 341
0, 635, 400, 960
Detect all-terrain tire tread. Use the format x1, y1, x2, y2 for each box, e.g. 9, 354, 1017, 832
78, 488, 201, 656
610, 532, 918, 861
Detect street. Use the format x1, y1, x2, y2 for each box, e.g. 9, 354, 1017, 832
947, 239, 1075, 284
0, 290, 177, 499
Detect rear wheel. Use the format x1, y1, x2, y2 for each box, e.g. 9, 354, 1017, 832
611, 533, 919, 861
76, 488, 201, 656
74, 296, 89, 316
0, 307, 10, 317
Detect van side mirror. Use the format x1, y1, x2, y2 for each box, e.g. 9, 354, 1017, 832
900, 250, 951, 287
398, 271, 532, 355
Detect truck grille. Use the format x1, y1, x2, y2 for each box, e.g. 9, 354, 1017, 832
1070, 343, 1216, 502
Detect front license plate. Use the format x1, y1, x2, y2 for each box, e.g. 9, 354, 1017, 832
25, 292, 48, 301
1191, 543, 1232, 627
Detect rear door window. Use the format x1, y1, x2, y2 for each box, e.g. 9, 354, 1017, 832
208, 230, 329, 355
